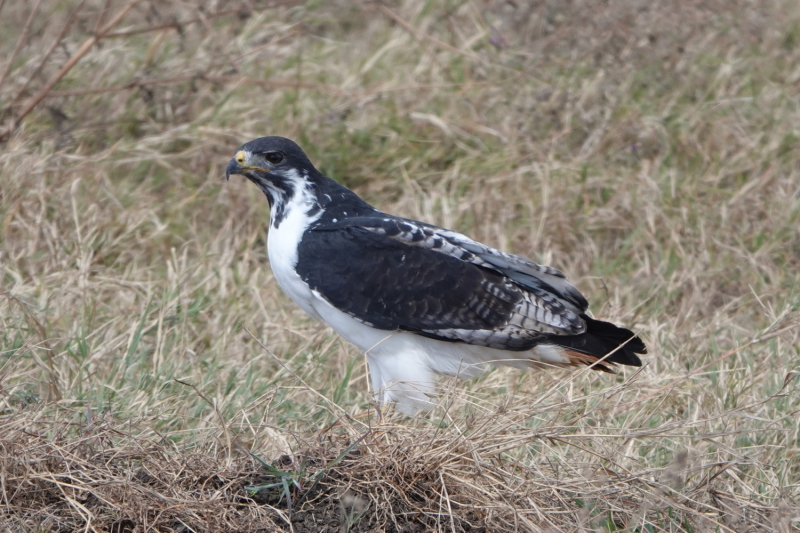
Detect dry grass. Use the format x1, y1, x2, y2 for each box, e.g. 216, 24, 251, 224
1, 0, 799, 531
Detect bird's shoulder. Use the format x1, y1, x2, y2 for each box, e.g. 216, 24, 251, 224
307, 213, 589, 315
296, 211, 593, 346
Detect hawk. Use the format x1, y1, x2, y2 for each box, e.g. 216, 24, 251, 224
226, 137, 645, 414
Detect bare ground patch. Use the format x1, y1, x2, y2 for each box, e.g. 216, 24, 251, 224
3, 394, 797, 532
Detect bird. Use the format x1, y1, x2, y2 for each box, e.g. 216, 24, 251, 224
226, 136, 646, 415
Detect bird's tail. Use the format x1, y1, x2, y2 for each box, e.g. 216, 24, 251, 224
544, 314, 646, 372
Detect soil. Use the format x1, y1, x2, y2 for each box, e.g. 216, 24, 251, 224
243, 454, 488, 533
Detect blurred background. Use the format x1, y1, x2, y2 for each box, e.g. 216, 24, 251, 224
1, 1, 798, 531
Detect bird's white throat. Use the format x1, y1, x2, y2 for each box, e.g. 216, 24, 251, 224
266, 170, 322, 319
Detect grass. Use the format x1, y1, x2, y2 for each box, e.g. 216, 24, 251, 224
1, 0, 799, 531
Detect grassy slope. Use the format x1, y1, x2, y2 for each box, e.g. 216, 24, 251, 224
1, 0, 798, 531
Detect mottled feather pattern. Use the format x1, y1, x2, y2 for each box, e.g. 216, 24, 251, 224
367, 217, 589, 311
304, 216, 587, 349
313, 217, 585, 324
299, 225, 523, 336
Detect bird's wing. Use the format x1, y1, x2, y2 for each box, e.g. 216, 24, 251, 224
298, 217, 587, 350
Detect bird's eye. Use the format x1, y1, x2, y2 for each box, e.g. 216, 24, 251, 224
264, 152, 284, 165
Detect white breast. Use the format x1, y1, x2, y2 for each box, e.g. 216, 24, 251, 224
266, 183, 322, 320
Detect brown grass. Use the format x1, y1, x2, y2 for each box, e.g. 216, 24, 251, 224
1, 0, 799, 531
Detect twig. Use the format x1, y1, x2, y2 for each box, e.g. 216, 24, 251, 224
174, 379, 233, 462
101, 1, 302, 39
92, 0, 114, 36
102, 8, 241, 38
4, 0, 88, 117
0, 0, 43, 89
439, 471, 457, 533
0, 0, 144, 142
45, 74, 346, 98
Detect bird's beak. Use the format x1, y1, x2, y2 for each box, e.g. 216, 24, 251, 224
225, 158, 242, 181
226, 150, 270, 181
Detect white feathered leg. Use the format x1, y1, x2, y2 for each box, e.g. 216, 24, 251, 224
366, 343, 437, 416
310, 295, 572, 415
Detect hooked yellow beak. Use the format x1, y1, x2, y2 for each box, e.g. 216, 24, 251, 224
226, 150, 270, 180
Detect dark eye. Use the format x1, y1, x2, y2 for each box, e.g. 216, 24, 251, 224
264, 152, 284, 165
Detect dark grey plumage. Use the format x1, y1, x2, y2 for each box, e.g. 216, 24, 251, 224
225, 136, 645, 413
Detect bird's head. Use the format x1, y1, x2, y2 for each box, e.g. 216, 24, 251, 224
225, 136, 317, 206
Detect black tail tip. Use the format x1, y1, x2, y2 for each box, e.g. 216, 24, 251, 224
582, 314, 646, 367
610, 346, 644, 367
